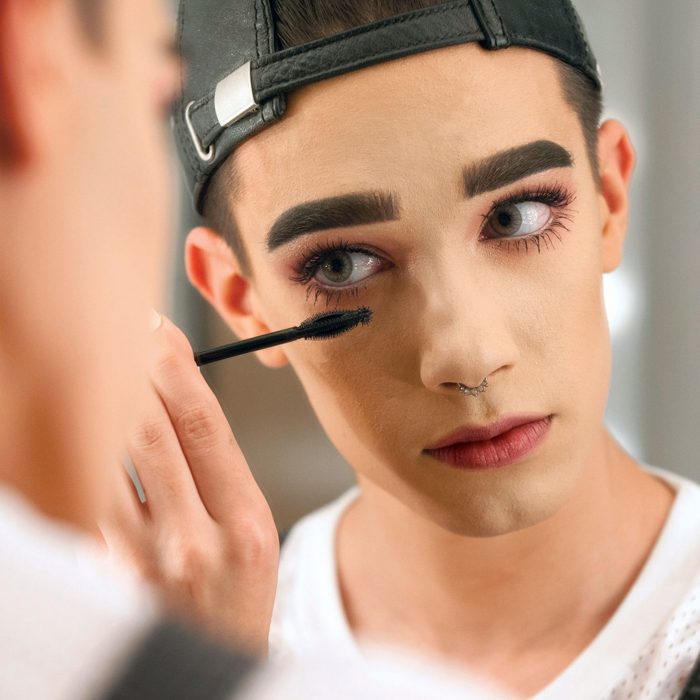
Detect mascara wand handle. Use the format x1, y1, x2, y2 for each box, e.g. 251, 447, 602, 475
194, 325, 305, 366
194, 308, 369, 366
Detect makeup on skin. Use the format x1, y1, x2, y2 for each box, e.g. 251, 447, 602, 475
252, 145, 576, 476
423, 414, 554, 470
267, 140, 576, 310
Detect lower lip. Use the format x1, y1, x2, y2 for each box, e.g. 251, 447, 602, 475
424, 416, 553, 470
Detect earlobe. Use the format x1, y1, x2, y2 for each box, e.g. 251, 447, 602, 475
596, 119, 636, 273
185, 227, 289, 369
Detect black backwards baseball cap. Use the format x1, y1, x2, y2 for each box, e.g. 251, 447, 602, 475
173, 0, 601, 215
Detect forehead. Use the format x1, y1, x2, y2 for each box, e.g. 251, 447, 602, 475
233, 43, 582, 214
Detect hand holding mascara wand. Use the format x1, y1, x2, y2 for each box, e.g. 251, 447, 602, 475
124, 306, 372, 503
194, 306, 373, 366
114, 307, 372, 651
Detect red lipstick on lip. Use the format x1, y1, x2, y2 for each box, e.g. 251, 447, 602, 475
423, 415, 553, 470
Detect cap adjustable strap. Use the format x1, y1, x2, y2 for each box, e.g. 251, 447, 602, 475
470, 0, 509, 48
187, 1, 486, 157
176, 0, 601, 212
187, 0, 598, 163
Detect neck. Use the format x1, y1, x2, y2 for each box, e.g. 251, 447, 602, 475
0, 345, 108, 538
0, 174, 117, 539
338, 429, 674, 686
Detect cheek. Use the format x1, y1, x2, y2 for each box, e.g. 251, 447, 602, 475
281, 319, 423, 489
103, 83, 172, 297
253, 260, 415, 473
522, 220, 611, 422
71, 91, 172, 422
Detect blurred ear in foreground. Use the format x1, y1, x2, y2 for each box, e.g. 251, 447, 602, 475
0, 0, 31, 166
0, 0, 79, 168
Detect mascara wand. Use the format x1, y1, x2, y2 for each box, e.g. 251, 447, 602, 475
194, 307, 373, 367
125, 308, 372, 504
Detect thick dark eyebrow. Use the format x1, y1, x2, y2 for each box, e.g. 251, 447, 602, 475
266, 192, 400, 252
463, 140, 574, 198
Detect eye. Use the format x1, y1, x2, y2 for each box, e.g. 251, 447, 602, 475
482, 201, 552, 239
312, 250, 384, 287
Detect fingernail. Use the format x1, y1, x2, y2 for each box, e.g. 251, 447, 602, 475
150, 309, 163, 332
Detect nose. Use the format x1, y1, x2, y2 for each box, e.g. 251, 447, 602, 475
417, 265, 519, 396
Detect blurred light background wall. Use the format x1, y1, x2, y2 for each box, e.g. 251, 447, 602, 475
169, 0, 700, 532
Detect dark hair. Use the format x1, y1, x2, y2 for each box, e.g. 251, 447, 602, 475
74, 0, 105, 45
204, 0, 603, 277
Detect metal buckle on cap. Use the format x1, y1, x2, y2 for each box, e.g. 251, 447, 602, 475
214, 61, 258, 128
184, 101, 215, 162
184, 62, 258, 164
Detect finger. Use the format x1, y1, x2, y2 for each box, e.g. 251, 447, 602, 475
150, 316, 266, 523
125, 383, 209, 525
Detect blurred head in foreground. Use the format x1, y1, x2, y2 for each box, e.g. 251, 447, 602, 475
0, 0, 179, 530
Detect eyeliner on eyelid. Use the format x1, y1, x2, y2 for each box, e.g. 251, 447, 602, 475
288, 182, 577, 306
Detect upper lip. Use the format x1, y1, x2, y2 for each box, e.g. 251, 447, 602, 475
424, 414, 550, 450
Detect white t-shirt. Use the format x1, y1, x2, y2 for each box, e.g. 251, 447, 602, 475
0, 486, 509, 700
0, 487, 159, 700
242, 645, 514, 699
270, 465, 700, 699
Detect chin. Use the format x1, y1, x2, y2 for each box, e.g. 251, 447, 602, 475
434, 499, 564, 538
406, 462, 583, 538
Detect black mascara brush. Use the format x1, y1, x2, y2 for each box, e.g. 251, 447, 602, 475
194, 307, 373, 366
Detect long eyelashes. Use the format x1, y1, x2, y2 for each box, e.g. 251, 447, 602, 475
289, 183, 577, 306
288, 239, 375, 308
304, 282, 364, 307
289, 239, 377, 286
480, 182, 576, 255
491, 212, 574, 255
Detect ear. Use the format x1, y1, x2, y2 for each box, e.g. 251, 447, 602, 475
0, 0, 33, 165
596, 119, 636, 273
185, 226, 289, 368
0, 0, 67, 168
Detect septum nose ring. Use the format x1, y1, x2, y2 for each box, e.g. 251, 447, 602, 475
457, 378, 488, 397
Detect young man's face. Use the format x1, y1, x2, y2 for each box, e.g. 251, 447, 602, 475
195, 44, 632, 535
